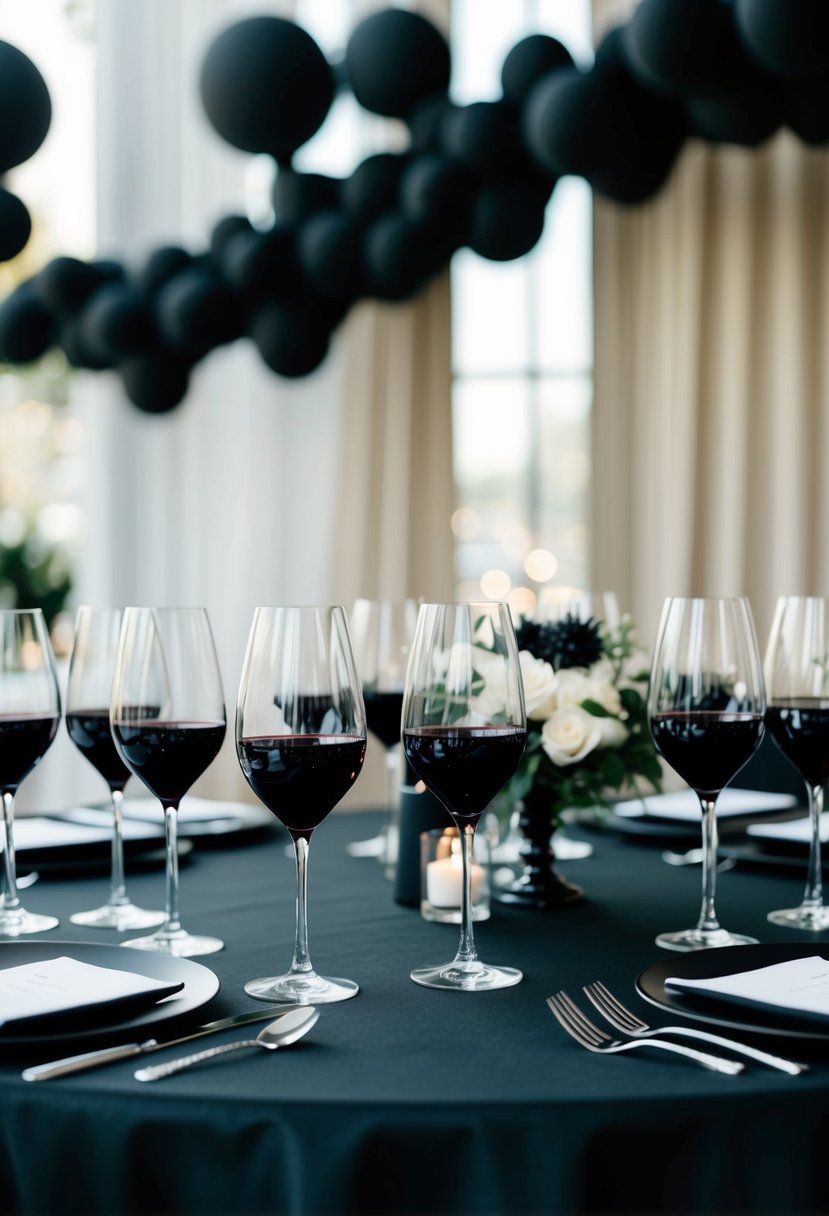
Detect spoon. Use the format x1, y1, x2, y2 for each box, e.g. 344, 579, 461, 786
134, 1006, 320, 1082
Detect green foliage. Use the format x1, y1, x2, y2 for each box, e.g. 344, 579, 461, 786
0, 534, 72, 627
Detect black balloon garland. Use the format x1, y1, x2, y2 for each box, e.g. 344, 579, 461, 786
1, 0, 829, 412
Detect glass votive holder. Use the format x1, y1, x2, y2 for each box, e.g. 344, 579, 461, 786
420, 826, 490, 923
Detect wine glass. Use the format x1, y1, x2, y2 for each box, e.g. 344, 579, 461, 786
402, 601, 527, 991
236, 605, 367, 1004
110, 607, 227, 956
0, 608, 61, 936
66, 606, 165, 930
347, 598, 417, 867
763, 595, 829, 930
648, 596, 765, 951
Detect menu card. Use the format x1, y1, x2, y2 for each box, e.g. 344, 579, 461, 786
0, 956, 184, 1029
665, 956, 829, 1024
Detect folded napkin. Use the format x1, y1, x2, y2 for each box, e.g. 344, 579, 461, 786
614, 788, 797, 821
746, 816, 827, 845
665, 956, 829, 1025
0, 956, 184, 1030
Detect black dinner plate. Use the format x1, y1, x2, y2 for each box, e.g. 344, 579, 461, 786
636, 943, 829, 1041
0, 940, 219, 1047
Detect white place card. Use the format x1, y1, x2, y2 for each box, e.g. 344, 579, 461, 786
0, 956, 182, 1028
666, 956, 829, 1021
613, 788, 798, 821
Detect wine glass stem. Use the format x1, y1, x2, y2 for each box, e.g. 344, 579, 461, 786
453, 822, 479, 965
290, 835, 314, 976
162, 803, 182, 934
1, 791, 19, 911
108, 788, 129, 908
383, 746, 400, 864
803, 783, 824, 907
697, 797, 721, 933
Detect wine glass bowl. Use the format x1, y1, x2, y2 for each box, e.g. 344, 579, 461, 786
236, 605, 367, 1005
110, 607, 227, 956
66, 606, 165, 931
347, 598, 417, 866
0, 608, 61, 937
763, 596, 829, 930
402, 602, 527, 991
648, 596, 766, 951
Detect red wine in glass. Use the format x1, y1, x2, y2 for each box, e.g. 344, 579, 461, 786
66, 709, 132, 791
236, 605, 367, 1005
763, 596, 829, 930
111, 607, 227, 957
0, 609, 62, 938
402, 602, 527, 992
648, 596, 766, 951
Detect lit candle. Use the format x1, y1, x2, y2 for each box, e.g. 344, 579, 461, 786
426, 834, 484, 908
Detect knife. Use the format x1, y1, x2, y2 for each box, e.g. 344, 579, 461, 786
21, 1005, 299, 1081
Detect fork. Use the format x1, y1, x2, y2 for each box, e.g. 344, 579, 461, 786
546, 991, 744, 1074
583, 980, 807, 1076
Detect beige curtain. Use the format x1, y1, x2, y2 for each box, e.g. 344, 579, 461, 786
592, 2, 829, 648
330, 272, 457, 606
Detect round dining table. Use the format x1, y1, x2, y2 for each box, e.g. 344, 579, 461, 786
0, 803, 826, 1216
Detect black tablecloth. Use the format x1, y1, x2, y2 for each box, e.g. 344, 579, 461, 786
0, 808, 827, 1216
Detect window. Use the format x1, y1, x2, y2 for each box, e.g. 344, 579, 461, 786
450, 0, 594, 617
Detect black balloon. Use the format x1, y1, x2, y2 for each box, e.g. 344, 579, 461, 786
501, 34, 574, 107
78, 285, 155, 364
442, 100, 524, 177
200, 16, 334, 162
120, 350, 192, 414
784, 73, 829, 144
0, 41, 51, 173
398, 154, 474, 248
341, 153, 406, 224
296, 210, 362, 303
220, 225, 298, 297
249, 300, 330, 378
467, 182, 547, 262
136, 246, 194, 297
345, 8, 451, 119
0, 284, 54, 363
735, 0, 829, 80
0, 188, 31, 262
209, 214, 254, 265
622, 0, 744, 97
407, 95, 456, 154
685, 91, 783, 147
155, 268, 242, 353
363, 212, 435, 300
274, 170, 340, 223
34, 257, 106, 315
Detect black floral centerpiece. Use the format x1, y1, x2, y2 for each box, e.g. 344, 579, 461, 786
496, 612, 662, 909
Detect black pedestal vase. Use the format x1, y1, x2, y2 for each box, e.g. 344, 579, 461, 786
495, 792, 584, 909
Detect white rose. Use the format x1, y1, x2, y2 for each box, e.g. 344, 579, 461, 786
519, 651, 557, 720
541, 706, 602, 766
553, 668, 594, 709
584, 675, 624, 718
597, 716, 629, 747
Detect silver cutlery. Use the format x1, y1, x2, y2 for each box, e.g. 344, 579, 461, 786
546, 991, 744, 1074
17, 872, 38, 888
583, 979, 807, 1076
21, 1004, 301, 1081
134, 1006, 319, 1081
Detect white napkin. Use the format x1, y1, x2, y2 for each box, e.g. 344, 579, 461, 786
613, 788, 797, 821
0, 956, 183, 1029
746, 816, 826, 844
665, 955, 829, 1023
12, 817, 158, 850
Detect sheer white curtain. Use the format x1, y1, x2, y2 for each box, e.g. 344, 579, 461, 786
77, 0, 347, 799
591, 0, 829, 647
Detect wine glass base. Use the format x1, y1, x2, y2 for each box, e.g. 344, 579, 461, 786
245, 973, 359, 1005
0, 908, 59, 937
121, 929, 224, 957
70, 903, 165, 931
767, 905, 829, 931
410, 960, 523, 991
656, 927, 758, 952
